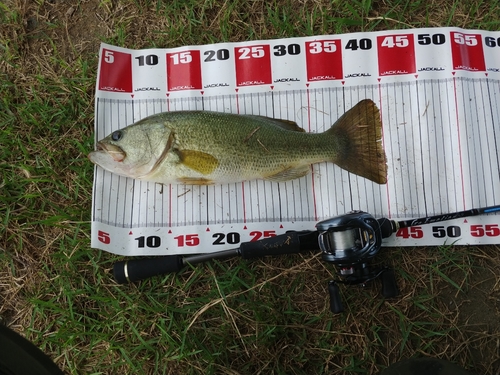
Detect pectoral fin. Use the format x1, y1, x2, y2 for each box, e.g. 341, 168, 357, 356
264, 165, 311, 182
178, 150, 219, 175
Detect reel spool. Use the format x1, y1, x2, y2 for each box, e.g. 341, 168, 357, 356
316, 211, 398, 313
317, 211, 382, 266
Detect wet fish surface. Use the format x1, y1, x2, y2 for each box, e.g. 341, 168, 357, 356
88, 99, 387, 185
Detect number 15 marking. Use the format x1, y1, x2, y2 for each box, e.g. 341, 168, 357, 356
170, 51, 193, 65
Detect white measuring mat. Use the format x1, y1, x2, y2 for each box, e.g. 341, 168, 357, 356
91, 27, 500, 255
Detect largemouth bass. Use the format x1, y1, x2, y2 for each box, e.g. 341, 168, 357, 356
88, 99, 387, 184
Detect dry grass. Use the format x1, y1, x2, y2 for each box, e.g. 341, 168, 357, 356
1, 0, 500, 374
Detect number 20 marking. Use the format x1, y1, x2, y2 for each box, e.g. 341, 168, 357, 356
212, 232, 241, 245
204, 49, 230, 62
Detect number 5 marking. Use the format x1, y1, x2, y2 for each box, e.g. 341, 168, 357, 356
104, 50, 114, 63
97, 230, 111, 244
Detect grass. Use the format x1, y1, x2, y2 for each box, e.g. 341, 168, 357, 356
1, 0, 500, 374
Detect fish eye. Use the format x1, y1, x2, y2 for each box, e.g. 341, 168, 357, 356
111, 130, 123, 141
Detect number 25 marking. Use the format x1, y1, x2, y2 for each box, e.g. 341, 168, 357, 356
238, 46, 265, 59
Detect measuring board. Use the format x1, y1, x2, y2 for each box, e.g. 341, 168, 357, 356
91, 27, 500, 256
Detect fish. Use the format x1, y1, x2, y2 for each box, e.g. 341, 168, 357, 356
88, 99, 387, 185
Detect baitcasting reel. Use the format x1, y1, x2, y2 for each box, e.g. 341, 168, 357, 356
316, 211, 398, 313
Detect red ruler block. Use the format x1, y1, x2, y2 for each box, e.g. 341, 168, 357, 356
234, 45, 272, 86
166, 50, 203, 91
305, 40, 343, 81
377, 34, 416, 76
450, 31, 486, 71
98, 49, 133, 93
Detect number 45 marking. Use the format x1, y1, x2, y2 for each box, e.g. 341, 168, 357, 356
380, 35, 409, 48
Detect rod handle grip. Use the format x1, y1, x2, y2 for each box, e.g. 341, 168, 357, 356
239, 232, 302, 259
113, 256, 184, 284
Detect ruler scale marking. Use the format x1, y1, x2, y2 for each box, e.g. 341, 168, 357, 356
90, 28, 500, 254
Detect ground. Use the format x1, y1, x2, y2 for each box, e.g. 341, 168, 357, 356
1, 0, 500, 374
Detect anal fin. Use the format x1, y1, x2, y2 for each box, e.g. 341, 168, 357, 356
177, 177, 214, 185
263, 165, 311, 182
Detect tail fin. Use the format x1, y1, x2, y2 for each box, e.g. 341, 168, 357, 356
329, 99, 387, 184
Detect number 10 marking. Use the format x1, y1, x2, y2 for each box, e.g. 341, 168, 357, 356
135, 236, 161, 248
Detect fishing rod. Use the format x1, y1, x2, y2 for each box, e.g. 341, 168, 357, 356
113, 204, 500, 313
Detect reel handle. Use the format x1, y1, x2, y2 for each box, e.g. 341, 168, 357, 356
380, 268, 399, 298
328, 281, 344, 314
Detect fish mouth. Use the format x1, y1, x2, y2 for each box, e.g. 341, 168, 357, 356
96, 141, 126, 162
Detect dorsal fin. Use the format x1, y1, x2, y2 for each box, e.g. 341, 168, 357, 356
246, 115, 305, 132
